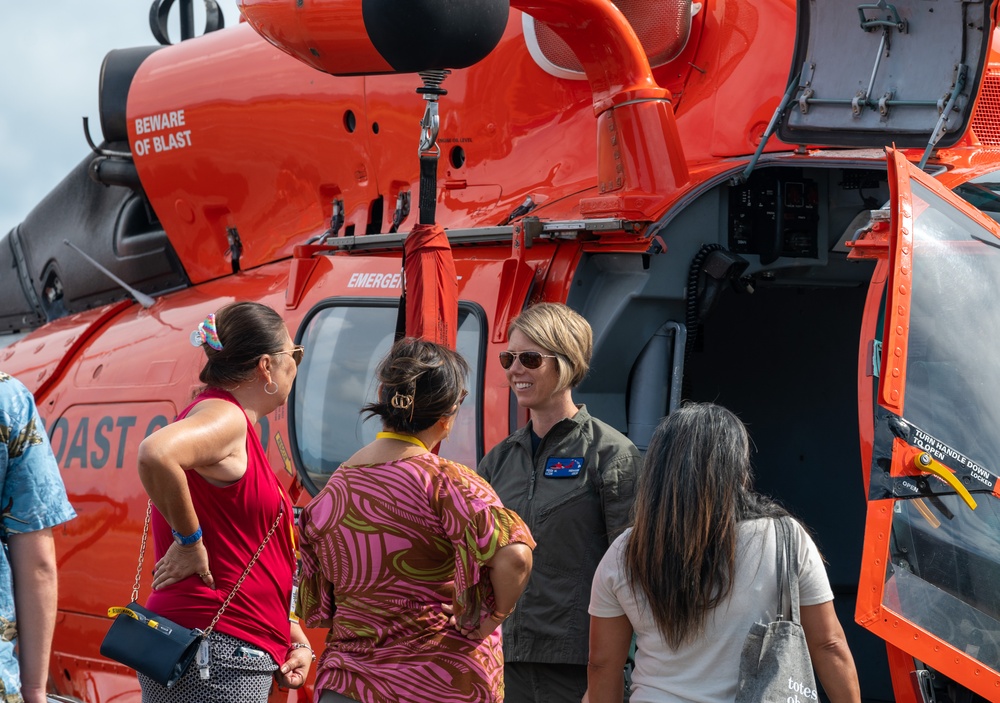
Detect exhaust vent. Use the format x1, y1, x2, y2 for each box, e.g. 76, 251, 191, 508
972, 69, 1000, 147
523, 0, 696, 80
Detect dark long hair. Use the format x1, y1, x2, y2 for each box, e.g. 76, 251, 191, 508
361, 338, 468, 433
623, 402, 786, 647
197, 302, 288, 388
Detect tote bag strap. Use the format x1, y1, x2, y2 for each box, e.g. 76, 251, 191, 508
773, 517, 787, 620
127, 499, 283, 634
774, 516, 803, 625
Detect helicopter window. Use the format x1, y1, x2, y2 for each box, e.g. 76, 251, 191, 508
290, 301, 484, 495
881, 178, 1000, 671
886, 497, 1000, 671
901, 180, 1000, 473
953, 171, 1000, 221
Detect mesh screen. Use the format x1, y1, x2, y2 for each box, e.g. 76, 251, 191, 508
972, 69, 1000, 147
531, 0, 692, 73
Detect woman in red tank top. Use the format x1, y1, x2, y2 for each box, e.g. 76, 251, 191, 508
136, 302, 312, 703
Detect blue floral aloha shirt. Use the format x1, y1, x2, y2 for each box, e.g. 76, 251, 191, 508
0, 373, 76, 702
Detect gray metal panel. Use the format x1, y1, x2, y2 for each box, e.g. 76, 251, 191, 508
778, 0, 992, 149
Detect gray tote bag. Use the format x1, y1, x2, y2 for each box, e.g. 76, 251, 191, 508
735, 516, 819, 703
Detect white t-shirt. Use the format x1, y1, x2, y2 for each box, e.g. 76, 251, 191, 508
589, 518, 833, 703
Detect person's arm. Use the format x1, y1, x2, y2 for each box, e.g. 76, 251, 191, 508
275, 620, 313, 689
137, 400, 246, 589
459, 542, 532, 639
8, 528, 58, 703
600, 451, 641, 542
800, 601, 861, 703
586, 614, 632, 703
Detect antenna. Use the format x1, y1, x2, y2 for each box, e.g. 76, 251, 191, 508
63, 240, 155, 309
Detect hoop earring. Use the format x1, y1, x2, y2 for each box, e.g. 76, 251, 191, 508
264, 380, 278, 395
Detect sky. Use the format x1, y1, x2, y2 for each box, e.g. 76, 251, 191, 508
0, 1, 241, 238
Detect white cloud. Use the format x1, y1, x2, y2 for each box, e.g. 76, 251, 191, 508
0, 1, 240, 237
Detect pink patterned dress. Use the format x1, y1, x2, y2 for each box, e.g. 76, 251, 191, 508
297, 453, 535, 703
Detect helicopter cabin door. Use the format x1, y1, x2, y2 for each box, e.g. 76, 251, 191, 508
856, 148, 1000, 698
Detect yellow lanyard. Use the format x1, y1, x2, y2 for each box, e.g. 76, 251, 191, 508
278, 485, 297, 554
376, 431, 429, 450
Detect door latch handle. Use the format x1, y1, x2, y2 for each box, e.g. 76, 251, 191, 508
914, 452, 977, 510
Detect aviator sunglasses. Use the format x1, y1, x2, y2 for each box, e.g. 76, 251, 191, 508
499, 351, 558, 370
273, 345, 305, 366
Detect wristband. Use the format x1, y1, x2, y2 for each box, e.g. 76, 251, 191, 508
490, 604, 515, 622
171, 526, 203, 545
288, 642, 317, 661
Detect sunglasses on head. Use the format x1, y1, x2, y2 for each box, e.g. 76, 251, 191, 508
273, 345, 305, 366
499, 351, 558, 370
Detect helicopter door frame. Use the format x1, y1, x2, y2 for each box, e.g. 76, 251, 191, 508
856, 148, 1000, 699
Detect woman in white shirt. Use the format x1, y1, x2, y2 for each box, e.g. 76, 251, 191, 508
586, 403, 860, 703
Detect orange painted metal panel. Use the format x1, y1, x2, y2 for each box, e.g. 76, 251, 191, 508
880, 149, 912, 415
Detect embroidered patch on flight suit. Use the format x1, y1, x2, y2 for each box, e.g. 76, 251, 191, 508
544, 457, 583, 477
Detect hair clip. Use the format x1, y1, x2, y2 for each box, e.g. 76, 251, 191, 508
390, 392, 414, 411
189, 313, 224, 351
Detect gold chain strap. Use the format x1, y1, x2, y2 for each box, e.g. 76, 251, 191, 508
130, 501, 153, 603
203, 510, 283, 635
129, 499, 284, 634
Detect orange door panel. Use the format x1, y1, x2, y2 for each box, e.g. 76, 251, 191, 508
856, 149, 1000, 700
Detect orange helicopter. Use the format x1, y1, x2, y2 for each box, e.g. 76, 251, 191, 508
3, 0, 1000, 700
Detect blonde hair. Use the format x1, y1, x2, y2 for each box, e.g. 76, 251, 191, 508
508, 303, 592, 390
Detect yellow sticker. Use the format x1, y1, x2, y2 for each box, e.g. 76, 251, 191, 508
274, 432, 293, 475
107, 607, 139, 620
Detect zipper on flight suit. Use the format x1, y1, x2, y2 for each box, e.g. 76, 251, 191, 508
527, 429, 551, 502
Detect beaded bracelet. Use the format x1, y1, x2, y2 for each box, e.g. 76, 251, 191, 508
288, 642, 317, 661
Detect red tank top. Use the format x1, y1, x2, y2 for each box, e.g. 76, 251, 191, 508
145, 388, 295, 664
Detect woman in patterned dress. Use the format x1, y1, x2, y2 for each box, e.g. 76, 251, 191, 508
297, 338, 536, 703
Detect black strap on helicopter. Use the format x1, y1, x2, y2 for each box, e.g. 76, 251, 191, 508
416, 71, 449, 225
395, 70, 450, 341
149, 0, 225, 46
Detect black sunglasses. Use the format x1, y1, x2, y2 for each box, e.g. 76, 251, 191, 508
499, 351, 558, 370
273, 345, 305, 366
